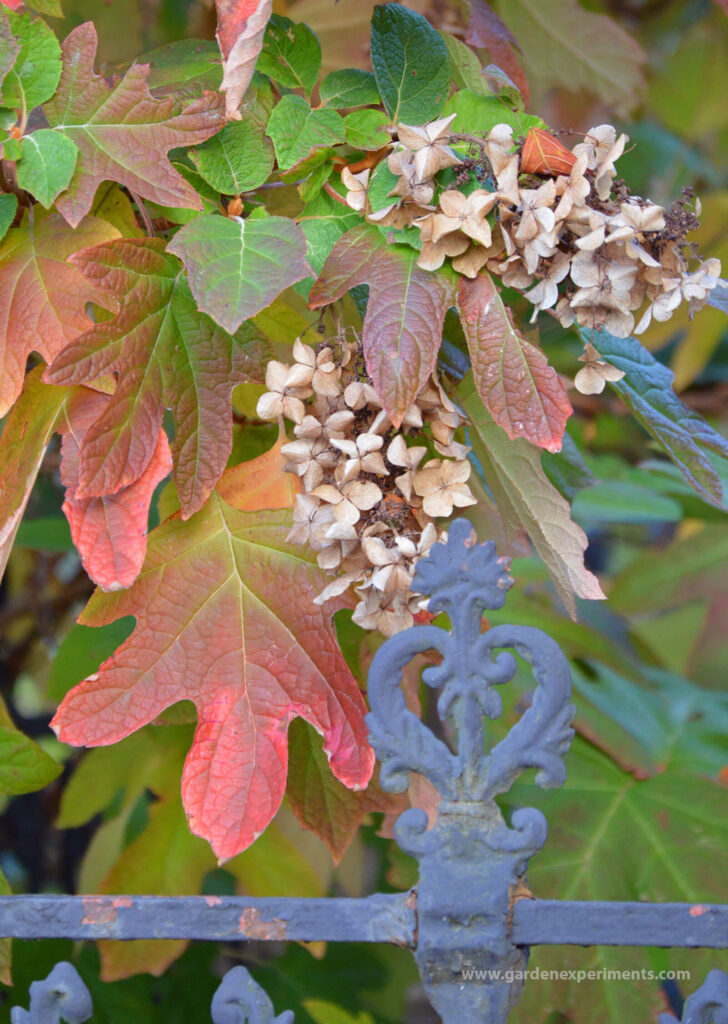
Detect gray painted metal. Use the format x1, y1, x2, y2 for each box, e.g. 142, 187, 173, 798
3, 520, 727, 1021
10, 963, 295, 1024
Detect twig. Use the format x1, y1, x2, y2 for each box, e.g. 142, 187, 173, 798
128, 188, 156, 237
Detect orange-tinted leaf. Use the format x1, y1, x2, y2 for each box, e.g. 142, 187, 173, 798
59, 389, 172, 592
217, 430, 301, 511
466, 0, 530, 104
0, 368, 68, 583
309, 224, 456, 427
0, 208, 118, 417
287, 719, 404, 863
45, 238, 265, 519
51, 498, 374, 862
44, 22, 225, 228
521, 128, 576, 176
457, 273, 571, 452
215, 0, 273, 120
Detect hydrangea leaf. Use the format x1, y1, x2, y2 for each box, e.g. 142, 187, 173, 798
370, 3, 450, 125
51, 497, 374, 863
140, 40, 223, 101
59, 388, 173, 592
45, 238, 266, 519
0, 11, 20, 92
15, 128, 78, 208
343, 109, 391, 151
439, 29, 493, 99
458, 274, 571, 452
256, 13, 321, 95
1, 10, 61, 112
0, 193, 17, 242
167, 213, 310, 334
297, 187, 360, 277
465, 0, 529, 103
319, 68, 380, 108
287, 719, 403, 863
266, 94, 345, 171
215, 0, 273, 121
442, 89, 544, 135
457, 372, 604, 617
43, 22, 226, 228
0, 368, 69, 584
190, 116, 273, 195
217, 431, 301, 511
309, 224, 457, 427
593, 332, 728, 508
0, 208, 119, 417
0, 694, 61, 794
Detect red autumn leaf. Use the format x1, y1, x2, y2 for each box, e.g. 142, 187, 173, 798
0, 208, 119, 418
43, 22, 225, 228
0, 1, 22, 8
466, 0, 530, 105
0, 368, 69, 584
215, 0, 273, 120
45, 238, 266, 519
457, 273, 571, 452
308, 224, 457, 427
59, 389, 172, 592
521, 128, 577, 176
51, 493, 374, 862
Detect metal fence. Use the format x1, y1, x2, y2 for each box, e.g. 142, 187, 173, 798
5, 520, 728, 1023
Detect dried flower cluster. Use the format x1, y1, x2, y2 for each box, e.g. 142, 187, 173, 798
256, 338, 476, 635
342, 119, 721, 394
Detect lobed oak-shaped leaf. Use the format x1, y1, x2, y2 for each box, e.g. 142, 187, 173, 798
309, 225, 457, 427
458, 274, 571, 452
59, 389, 173, 592
457, 373, 604, 617
44, 22, 226, 228
45, 238, 266, 519
0, 368, 68, 584
51, 496, 374, 862
167, 213, 310, 335
465, 0, 529, 103
0, 208, 119, 417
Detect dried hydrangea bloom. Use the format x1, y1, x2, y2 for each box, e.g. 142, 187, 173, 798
554, 152, 590, 221
572, 124, 627, 200
331, 433, 387, 482
292, 339, 341, 398
396, 114, 461, 181
387, 435, 427, 501
413, 458, 477, 518
574, 343, 625, 395
525, 251, 571, 319
431, 189, 499, 247
256, 360, 313, 423
484, 124, 520, 206
341, 166, 369, 212
312, 479, 383, 526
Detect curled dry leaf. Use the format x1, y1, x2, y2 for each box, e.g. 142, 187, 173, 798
215, 0, 274, 120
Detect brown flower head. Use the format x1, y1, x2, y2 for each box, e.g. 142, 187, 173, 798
574, 342, 625, 395
396, 113, 461, 180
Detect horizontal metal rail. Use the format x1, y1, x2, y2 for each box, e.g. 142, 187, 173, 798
511, 900, 728, 947
0, 894, 727, 949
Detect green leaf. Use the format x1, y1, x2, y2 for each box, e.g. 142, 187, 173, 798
309, 224, 456, 426
15, 515, 72, 551
298, 157, 334, 203
442, 89, 544, 136
48, 620, 135, 703
297, 187, 360, 277
190, 117, 273, 195
0, 695, 60, 795
24, 0, 64, 16
319, 68, 380, 108
266, 94, 345, 171
256, 14, 321, 95
592, 332, 728, 509
343, 109, 391, 151
167, 213, 310, 335
572, 480, 683, 526
15, 128, 78, 207
0, 12, 20, 93
496, 0, 646, 115
457, 373, 604, 616
370, 3, 450, 125
1, 10, 62, 113
139, 40, 222, 100
439, 30, 491, 97
510, 738, 728, 1023
0, 192, 16, 242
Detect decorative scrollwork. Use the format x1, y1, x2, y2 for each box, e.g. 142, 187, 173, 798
366, 518, 574, 856
10, 963, 92, 1024
659, 970, 728, 1024
365, 519, 576, 1024
211, 966, 294, 1024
